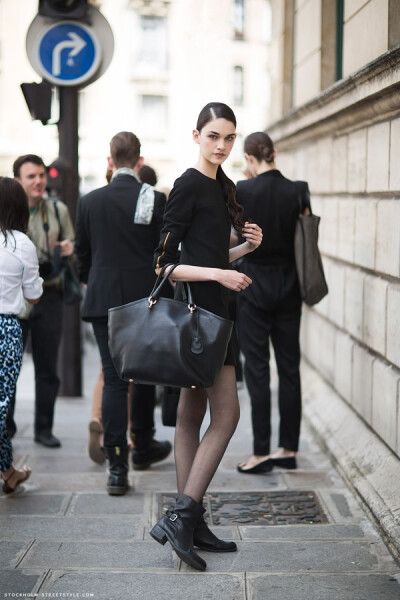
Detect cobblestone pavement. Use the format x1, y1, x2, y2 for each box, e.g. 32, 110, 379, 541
1, 342, 399, 600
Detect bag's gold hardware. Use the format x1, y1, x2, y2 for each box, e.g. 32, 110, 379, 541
148, 297, 157, 308
188, 303, 196, 314
191, 385, 196, 389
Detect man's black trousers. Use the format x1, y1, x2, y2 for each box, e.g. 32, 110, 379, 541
91, 317, 155, 448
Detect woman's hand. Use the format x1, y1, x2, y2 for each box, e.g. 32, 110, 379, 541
216, 269, 252, 292
242, 222, 262, 252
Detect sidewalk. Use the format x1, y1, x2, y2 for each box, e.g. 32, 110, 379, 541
1, 341, 399, 600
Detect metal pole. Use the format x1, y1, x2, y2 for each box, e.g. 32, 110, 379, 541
57, 86, 82, 396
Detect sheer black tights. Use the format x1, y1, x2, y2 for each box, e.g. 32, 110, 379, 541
174, 365, 240, 503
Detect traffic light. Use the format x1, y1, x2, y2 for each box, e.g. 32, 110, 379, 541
20, 81, 53, 125
38, 0, 88, 19
46, 158, 70, 197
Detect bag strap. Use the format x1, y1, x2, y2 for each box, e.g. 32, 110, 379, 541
40, 201, 52, 260
294, 181, 312, 216
53, 200, 63, 241
149, 264, 195, 308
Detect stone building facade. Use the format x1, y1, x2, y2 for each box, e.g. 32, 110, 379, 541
0, 0, 271, 190
267, 0, 400, 558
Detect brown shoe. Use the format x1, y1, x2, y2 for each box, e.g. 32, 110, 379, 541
88, 420, 106, 464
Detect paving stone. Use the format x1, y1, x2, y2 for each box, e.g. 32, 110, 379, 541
240, 524, 368, 540
0, 569, 44, 595
185, 540, 381, 572
318, 490, 369, 525
0, 493, 70, 516
282, 471, 334, 488
0, 542, 32, 568
22, 454, 106, 473
19, 541, 175, 569
207, 470, 283, 491
12, 437, 88, 456
247, 573, 400, 600
330, 493, 352, 518
132, 471, 179, 492
40, 571, 245, 600
27, 472, 108, 492
68, 492, 146, 516
0, 516, 143, 541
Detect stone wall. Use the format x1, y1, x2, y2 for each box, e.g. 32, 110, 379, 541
268, 0, 400, 457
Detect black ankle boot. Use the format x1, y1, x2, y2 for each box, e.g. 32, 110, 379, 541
104, 446, 130, 496
150, 494, 207, 571
193, 516, 237, 553
132, 429, 172, 470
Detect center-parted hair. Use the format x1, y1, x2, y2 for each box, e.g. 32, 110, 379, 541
244, 131, 275, 163
196, 102, 243, 232
110, 131, 141, 169
0, 177, 30, 246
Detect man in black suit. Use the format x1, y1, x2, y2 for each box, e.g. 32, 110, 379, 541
75, 131, 171, 495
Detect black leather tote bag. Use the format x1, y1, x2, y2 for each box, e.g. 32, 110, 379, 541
108, 265, 233, 388
294, 191, 328, 306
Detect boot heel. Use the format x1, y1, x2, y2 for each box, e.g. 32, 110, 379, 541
150, 524, 167, 545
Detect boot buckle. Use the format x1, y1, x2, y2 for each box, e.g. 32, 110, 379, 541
169, 513, 178, 522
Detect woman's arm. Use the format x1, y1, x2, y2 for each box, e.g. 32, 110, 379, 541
229, 221, 262, 263
161, 264, 252, 292
21, 238, 43, 302
26, 297, 41, 305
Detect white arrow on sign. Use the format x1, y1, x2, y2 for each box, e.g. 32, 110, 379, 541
52, 32, 86, 76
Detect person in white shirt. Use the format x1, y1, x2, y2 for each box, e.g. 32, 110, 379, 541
0, 177, 43, 494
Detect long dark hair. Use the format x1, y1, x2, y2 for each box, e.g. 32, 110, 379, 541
0, 177, 30, 246
244, 131, 275, 163
196, 102, 243, 232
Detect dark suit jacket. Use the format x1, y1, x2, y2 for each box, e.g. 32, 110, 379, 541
75, 174, 166, 321
236, 170, 311, 266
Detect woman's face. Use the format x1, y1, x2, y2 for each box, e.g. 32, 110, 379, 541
193, 118, 237, 167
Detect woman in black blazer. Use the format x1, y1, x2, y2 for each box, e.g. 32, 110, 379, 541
236, 132, 310, 474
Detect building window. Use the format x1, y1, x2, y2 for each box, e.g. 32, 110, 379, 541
233, 66, 244, 105
138, 15, 167, 71
233, 0, 245, 40
335, 0, 344, 80
140, 95, 168, 139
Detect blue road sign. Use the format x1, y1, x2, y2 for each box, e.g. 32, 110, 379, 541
36, 22, 101, 86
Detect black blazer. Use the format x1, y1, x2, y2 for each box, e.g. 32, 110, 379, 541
75, 174, 166, 321
236, 170, 310, 266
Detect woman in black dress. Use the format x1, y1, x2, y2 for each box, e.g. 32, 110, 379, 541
235, 131, 310, 475
150, 103, 262, 571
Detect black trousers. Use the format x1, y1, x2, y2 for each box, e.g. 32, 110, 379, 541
7, 287, 63, 436
237, 261, 302, 455
91, 317, 156, 448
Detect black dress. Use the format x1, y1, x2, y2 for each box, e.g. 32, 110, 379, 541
153, 168, 235, 365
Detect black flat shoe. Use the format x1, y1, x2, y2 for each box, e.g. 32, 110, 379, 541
34, 433, 61, 448
237, 458, 274, 474
269, 456, 297, 470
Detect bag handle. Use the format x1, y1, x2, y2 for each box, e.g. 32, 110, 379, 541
148, 264, 195, 310
294, 181, 312, 216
